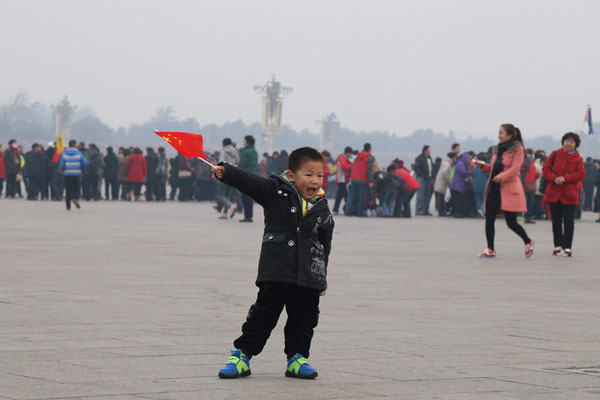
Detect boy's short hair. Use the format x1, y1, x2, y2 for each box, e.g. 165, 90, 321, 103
244, 135, 255, 146
344, 146, 353, 154
69, 140, 77, 147
363, 143, 371, 152
288, 147, 323, 172
222, 138, 232, 146
561, 132, 581, 148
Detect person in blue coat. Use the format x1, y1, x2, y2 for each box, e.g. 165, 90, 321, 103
59, 140, 88, 210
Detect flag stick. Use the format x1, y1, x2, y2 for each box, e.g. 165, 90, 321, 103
198, 157, 216, 169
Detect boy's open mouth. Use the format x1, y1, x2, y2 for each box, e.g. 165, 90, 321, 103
306, 187, 317, 197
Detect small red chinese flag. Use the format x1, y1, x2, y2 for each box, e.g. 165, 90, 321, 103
155, 131, 205, 159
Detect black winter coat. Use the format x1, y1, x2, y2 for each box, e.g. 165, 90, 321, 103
414, 154, 433, 179
103, 153, 119, 180
24, 151, 49, 178
146, 153, 159, 178
218, 163, 334, 291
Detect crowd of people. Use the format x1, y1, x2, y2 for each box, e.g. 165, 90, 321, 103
2, 131, 600, 227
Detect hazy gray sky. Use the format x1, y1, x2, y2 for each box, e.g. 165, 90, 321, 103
1, 0, 599, 138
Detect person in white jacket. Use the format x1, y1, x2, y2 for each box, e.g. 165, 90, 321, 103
433, 152, 457, 216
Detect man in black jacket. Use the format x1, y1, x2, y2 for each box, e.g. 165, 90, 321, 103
103, 147, 119, 200
214, 147, 334, 380
24, 144, 49, 200
414, 145, 434, 215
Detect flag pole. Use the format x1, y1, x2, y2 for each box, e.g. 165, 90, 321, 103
197, 157, 216, 169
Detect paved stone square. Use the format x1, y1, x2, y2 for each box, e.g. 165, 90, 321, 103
1, 199, 600, 399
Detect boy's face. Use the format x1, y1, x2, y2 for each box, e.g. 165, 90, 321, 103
286, 159, 324, 200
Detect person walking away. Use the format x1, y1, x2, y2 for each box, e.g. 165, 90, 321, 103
332, 147, 353, 215
60, 140, 87, 210
472, 153, 489, 218
103, 147, 119, 200
414, 145, 434, 215
168, 154, 179, 201
542, 132, 585, 256
145, 147, 159, 201
433, 152, 456, 216
583, 157, 597, 211
478, 124, 533, 258
449, 153, 473, 218
532, 152, 546, 220
238, 135, 259, 222
345, 143, 374, 216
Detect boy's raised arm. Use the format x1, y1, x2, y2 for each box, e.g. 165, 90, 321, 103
215, 162, 277, 206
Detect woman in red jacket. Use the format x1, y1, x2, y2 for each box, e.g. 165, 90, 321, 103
126, 147, 147, 201
542, 132, 585, 257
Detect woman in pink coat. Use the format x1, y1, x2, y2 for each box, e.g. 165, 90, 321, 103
477, 124, 533, 258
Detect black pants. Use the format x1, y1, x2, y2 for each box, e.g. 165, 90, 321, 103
485, 203, 531, 251
435, 192, 445, 216
145, 177, 155, 200
242, 193, 253, 220
5, 173, 17, 197
83, 175, 99, 200
27, 176, 41, 200
105, 179, 119, 200
234, 283, 320, 359
549, 201, 576, 249
0, 178, 3, 196
155, 181, 166, 201
64, 176, 80, 209
50, 172, 63, 200
332, 182, 348, 213
451, 190, 465, 217
131, 182, 142, 197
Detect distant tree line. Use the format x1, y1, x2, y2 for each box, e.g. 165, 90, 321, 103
1, 94, 599, 158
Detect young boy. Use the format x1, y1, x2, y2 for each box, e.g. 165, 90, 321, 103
214, 147, 334, 379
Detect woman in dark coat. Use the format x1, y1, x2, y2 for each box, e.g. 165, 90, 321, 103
126, 148, 147, 201
542, 132, 585, 257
